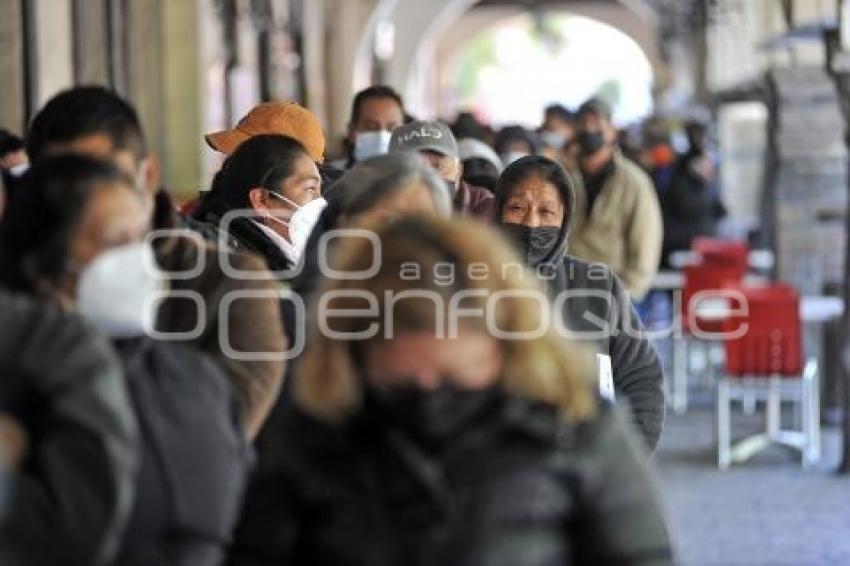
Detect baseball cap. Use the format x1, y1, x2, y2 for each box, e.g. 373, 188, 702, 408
205, 101, 325, 162
577, 98, 613, 121
389, 120, 458, 159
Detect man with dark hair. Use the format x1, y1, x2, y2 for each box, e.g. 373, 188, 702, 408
566, 97, 663, 301
339, 85, 406, 168
24, 86, 286, 441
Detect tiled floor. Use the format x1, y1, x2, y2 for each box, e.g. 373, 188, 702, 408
654, 397, 850, 566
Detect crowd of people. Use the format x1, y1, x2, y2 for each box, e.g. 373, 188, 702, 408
0, 81, 726, 565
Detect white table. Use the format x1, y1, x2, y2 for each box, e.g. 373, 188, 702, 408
693, 295, 844, 323
651, 270, 769, 291
667, 249, 775, 270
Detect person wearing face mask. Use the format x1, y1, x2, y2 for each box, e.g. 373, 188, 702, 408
566, 98, 663, 302
25, 86, 286, 441
333, 85, 406, 169
389, 119, 494, 220
195, 134, 326, 276
494, 124, 538, 166
538, 104, 577, 166
0, 155, 251, 566
227, 216, 673, 566
495, 155, 665, 451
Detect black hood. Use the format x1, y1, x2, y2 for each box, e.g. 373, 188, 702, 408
493, 156, 576, 267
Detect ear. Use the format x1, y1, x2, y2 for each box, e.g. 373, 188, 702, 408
248, 187, 268, 211
142, 154, 161, 196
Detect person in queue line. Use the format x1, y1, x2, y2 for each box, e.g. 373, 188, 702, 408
0, 155, 250, 565
331, 85, 407, 168
538, 103, 577, 162
194, 134, 327, 277
494, 124, 538, 166
660, 120, 726, 266
227, 215, 673, 566
495, 155, 665, 450
271, 152, 452, 359
0, 130, 29, 201
24, 86, 285, 440
566, 98, 663, 301
458, 137, 503, 194
0, 291, 137, 566
204, 99, 342, 189
389, 119, 494, 220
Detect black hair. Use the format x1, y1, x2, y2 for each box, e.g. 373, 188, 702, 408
0, 154, 134, 295
494, 155, 575, 231
202, 134, 310, 214
493, 125, 538, 157
544, 104, 574, 124
0, 130, 25, 157
26, 86, 147, 163
462, 158, 500, 193
349, 85, 405, 126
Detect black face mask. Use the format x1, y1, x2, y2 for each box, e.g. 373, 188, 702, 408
364, 382, 501, 450
577, 130, 606, 155
501, 223, 561, 267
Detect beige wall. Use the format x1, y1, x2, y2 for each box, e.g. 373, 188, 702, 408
0, 1, 25, 133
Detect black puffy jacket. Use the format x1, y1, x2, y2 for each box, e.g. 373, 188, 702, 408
228, 395, 672, 566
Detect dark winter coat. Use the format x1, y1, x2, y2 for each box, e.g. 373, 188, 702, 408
227, 395, 672, 566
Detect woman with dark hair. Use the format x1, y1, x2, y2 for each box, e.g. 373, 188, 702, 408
0, 154, 251, 566
228, 215, 673, 565
195, 134, 326, 275
495, 155, 665, 451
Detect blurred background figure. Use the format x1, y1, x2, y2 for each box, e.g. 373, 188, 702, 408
458, 137, 503, 194
229, 215, 673, 566
450, 110, 494, 146
494, 124, 538, 166
660, 120, 726, 266
567, 98, 662, 301
0, 130, 28, 200
538, 103, 576, 164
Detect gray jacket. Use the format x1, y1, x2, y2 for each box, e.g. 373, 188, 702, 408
0, 292, 138, 566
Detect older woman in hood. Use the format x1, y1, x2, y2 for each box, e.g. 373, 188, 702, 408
495, 155, 665, 451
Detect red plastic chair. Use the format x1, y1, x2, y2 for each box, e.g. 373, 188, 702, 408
716, 284, 819, 469
670, 261, 745, 413
692, 237, 749, 279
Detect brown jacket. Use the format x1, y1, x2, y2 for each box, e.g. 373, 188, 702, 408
153, 192, 285, 439
567, 153, 663, 300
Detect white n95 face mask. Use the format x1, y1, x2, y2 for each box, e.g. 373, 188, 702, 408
265, 193, 328, 260
354, 131, 393, 162
76, 241, 165, 338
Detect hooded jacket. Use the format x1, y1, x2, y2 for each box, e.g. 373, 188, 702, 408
495, 171, 665, 451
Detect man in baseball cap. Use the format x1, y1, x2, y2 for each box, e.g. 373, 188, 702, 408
206, 101, 326, 163
389, 120, 493, 220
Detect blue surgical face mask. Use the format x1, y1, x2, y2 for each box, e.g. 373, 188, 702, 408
354, 131, 393, 162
